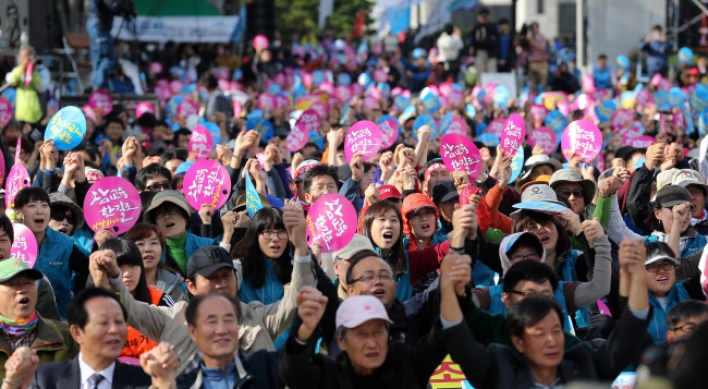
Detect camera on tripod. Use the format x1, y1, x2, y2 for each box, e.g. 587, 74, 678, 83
113, 0, 137, 20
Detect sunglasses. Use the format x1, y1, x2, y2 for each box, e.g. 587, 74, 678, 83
50, 208, 77, 225
559, 188, 584, 198
146, 181, 172, 192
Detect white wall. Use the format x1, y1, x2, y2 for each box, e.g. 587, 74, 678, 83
586, 0, 665, 67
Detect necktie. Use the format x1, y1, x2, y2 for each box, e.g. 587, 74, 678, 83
90, 373, 105, 389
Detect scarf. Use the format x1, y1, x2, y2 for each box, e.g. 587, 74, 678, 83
0, 312, 38, 337
166, 233, 188, 275
691, 209, 707, 226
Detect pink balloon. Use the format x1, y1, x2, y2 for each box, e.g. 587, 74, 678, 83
363, 96, 378, 110
302, 73, 313, 88
344, 121, 382, 163
155, 85, 171, 101
500, 114, 526, 156
310, 101, 327, 118
561, 120, 602, 163
446, 117, 467, 136
83, 177, 141, 234
625, 135, 655, 149
373, 69, 388, 83
391, 87, 402, 97
336, 85, 353, 102
82, 105, 98, 123
258, 93, 276, 111
274, 73, 286, 87
0, 97, 12, 127
11, 223, 37, 268
440, 134, 484, 183
296, 109, 321, 133
438, 82, 452, 97
636, 88, 653, 106
275, 94, 290, 110
582, 75, 595, 93
673, 110, 685, 128
610, 109, 634, 131
157, 78, 170, 88
233, 100, 242, 118
149, 62, 163, 74
5, 163, 30, 209
284, 122, 310, 152
253, 34, 269, 50
557, 100, 571, 117
305, 194, 357, 253
170, 80, 184, 94
218, 79, 231, 92
368, 85, 382, 100
487, 118, 506, 137
484, 83, 496, 103
176, 99, 199, 119
530, 104, 549, 123
379, 118, 400, 149
526, 126, 558, 155
319, 81, 335, 95
183, 160, 232, 210
428, 85, 440, 96
189, 125, 214, 160
88, 89, 113, 116
135, 102, 156, 119
401, 89, 411, 99
448, 89, 464, 108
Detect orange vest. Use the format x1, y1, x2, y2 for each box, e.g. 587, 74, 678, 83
120, 287, 163, 359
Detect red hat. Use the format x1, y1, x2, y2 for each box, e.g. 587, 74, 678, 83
379, 185, 402, 200
689, 67, 700, 76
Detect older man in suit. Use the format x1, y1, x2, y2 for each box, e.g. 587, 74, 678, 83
2, 287, 155, 389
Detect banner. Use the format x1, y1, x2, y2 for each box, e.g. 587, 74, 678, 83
318, 0, 334, 29
387, 6, 411, 35
415, 0, 454, 44
112, 16, 241, 43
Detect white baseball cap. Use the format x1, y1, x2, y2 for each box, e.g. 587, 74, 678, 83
336, 295, 393, 329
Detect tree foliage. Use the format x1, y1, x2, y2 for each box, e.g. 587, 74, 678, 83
275, 0, 372, 40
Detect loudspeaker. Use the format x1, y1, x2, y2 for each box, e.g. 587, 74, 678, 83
0, 0, 54, 53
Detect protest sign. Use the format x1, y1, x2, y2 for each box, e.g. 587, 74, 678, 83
45, 106, 87, 151
84, 177, 141, 234
184, 160, 232, 210
344, 121, 382, 162
561, 120, 602, 163
10, 223, 37, 268
305, 194, 356, 253
188, 125, 214, 160
440, 134, 484, 183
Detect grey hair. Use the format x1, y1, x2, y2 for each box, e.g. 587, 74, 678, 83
19, 45, 35, 56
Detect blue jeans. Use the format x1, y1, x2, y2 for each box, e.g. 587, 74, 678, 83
88, 28, 116, 90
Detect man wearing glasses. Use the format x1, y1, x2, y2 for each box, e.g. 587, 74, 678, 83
665, 300, 708, 343
135, 164, 174, 193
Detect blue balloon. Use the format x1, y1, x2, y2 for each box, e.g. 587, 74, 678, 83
294, 74, 303, 86
293, 85, 306, 99
654, 91, 670, 111
308, 130, 324, 149
451, 83, 463, 92
203, 122, 221, 145
494, 85, 510, 106
668, 87, 686, 108
399, 106, 417, 123
358, 73, 371, 87
394, 95, 411, 110
45, 106, 87, 151
545, 110, 567, 139
420, 87, 440, 114
465, 104, 476, 118
268, 84, 282, 95
476, 122, 488, 135
232, 69, 243, 81
412, 48, 426, 60
377, 82, 391, 99
595, 100, 617, 122
509, 145, 525, 183
312, 70, 325, 86
438, 112, 454, 134
170, 66, 185, 81
412, 114, 437, 143
166, 96, 185, 117
246, 117, 274, 142
337, 73, 351, 86
679, 47, 694, 64
477, 133, 499, 147
1, 88, 15, 109
245, 109, 263, 120
616, 55, 630, 70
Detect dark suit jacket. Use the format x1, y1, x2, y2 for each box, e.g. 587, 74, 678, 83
33, 357, 151, 389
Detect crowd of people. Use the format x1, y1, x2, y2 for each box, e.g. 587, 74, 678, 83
2, 7, 708, 389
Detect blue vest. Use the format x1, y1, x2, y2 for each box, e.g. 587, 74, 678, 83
238, 258, 285, 305
73, 225, 95, 253
558, 250, 591, 328
488, 281, 577, 332
36, 228, 75, 316
593, 65, 612, 89
647, 282, 691, 344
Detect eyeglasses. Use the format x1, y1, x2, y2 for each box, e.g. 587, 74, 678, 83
156, 207, 180, 219
50, 209, 76, 225
688, 189, 705, 197
510, 253, 540, 262
559, 188, 584, 198
351, 270, 395, 285
146, 181, 172, 192
646, 262, 678, 273
311, 183, 338, 195
510, 290, 553, 298
259, 230, 288, 241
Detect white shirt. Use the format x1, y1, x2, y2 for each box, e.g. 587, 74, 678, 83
437, 33, 464, 62
78, 352, 115, 389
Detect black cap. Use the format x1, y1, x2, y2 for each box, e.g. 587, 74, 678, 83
655, 185, 693, 208
186, 246, 234, 279
432, 180, 459, 204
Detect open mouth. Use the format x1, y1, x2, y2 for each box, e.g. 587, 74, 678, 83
657, 276, 669, 282
33, 219, 45, 227
383, 231, 393, 241
144, 255, 155, 262
539, 236, 551, 244
421, 223, 431, 232
166, 222, 176, 229
58, 227, 68, 234
105, 339, 121, 346
270, 245, 282, 252
371, 289, 386, 298
365, 352, 380, 359
18, 297, 30, 306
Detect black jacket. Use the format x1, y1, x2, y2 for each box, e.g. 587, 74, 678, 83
33, 357, 151, 389
469, 23, 500, 57
279, 318, 459, 389
176, 351, 282, 389
445, 306, 652, 389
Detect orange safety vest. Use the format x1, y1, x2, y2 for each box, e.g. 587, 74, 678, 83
120, 287, 163, 359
